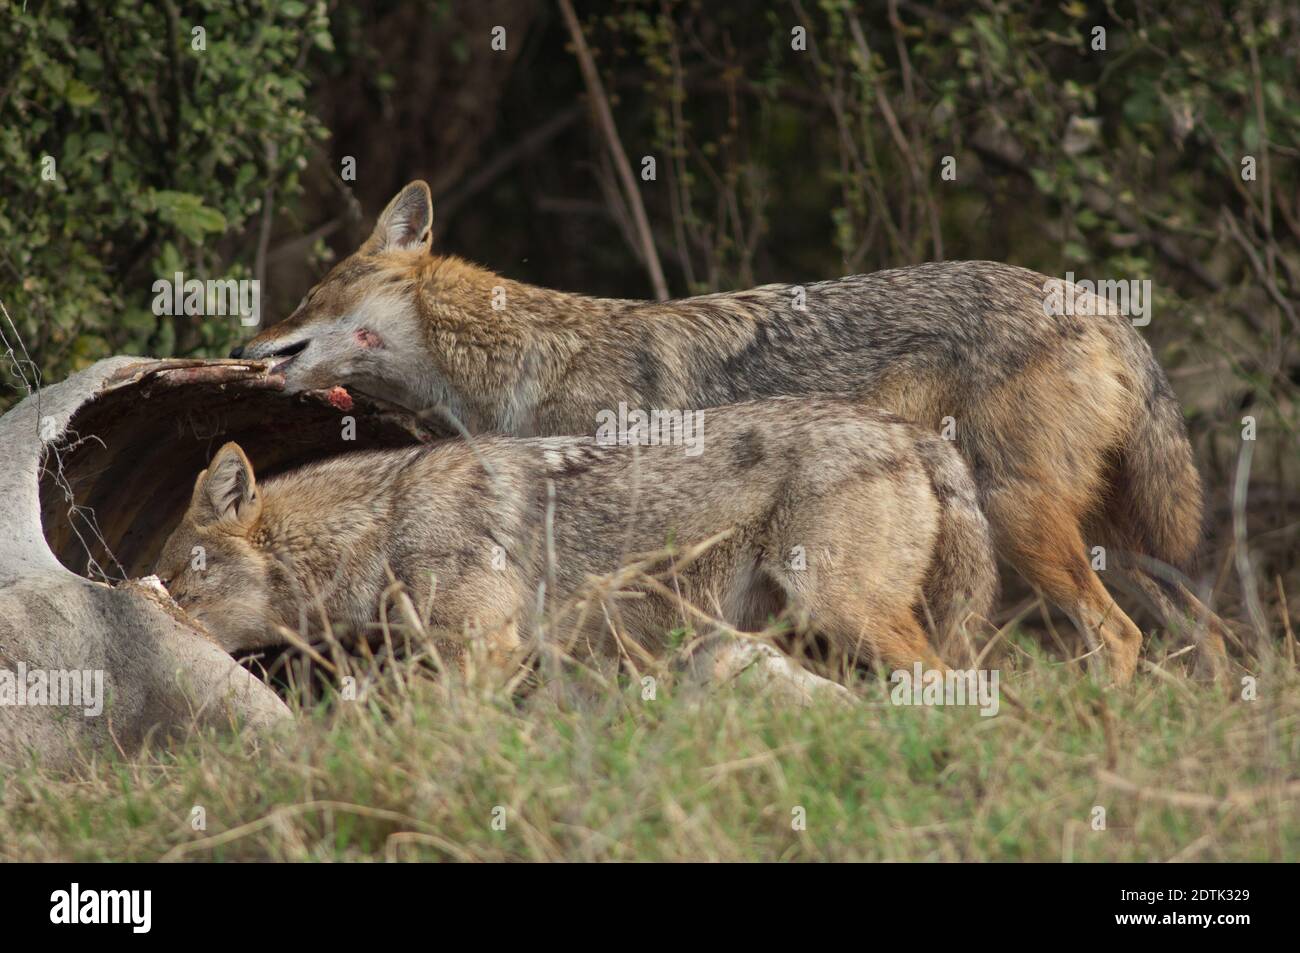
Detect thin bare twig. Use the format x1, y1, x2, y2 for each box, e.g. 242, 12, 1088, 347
556, 0, 669, 300
1231, 439, 1272, 652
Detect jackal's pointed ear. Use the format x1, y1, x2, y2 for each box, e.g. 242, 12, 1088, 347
192, 442, 262, 528
366, 180, 433, 254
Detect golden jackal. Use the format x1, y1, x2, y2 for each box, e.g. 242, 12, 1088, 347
233, 181, 1224, 682
156, 399, 995, 689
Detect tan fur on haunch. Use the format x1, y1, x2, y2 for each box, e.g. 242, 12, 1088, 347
236, 180, 1226, 683
156, 399, 997, 690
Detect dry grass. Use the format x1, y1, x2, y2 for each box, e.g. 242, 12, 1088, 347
0, 628, 1295, 862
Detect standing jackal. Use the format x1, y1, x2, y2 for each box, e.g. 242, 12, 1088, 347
156, 399, 996, 690
234, 181, 1223, 682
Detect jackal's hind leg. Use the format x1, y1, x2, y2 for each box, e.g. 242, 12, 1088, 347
1122, 569, 1231, 681
784, 587, 949, 676
992, 494, 1143, 684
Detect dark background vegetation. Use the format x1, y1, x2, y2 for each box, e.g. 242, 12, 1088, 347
1, 0, 1296, 642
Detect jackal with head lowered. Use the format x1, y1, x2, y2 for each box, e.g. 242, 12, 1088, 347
233, 181, 1227, 682
156, 398, 995, 693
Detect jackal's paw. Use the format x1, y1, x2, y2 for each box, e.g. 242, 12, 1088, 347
1104, 642, 1140, 686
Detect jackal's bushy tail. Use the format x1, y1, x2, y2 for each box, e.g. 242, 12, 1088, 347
1108, 377, 1204, 571
1102, 373, 1232, 673
917, 438, 999, 652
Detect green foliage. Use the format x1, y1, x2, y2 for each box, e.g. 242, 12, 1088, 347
0, 0, 328, 399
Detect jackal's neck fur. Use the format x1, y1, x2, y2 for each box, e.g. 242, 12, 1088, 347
407, 255, 602, 431
399, 253, 779, 436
